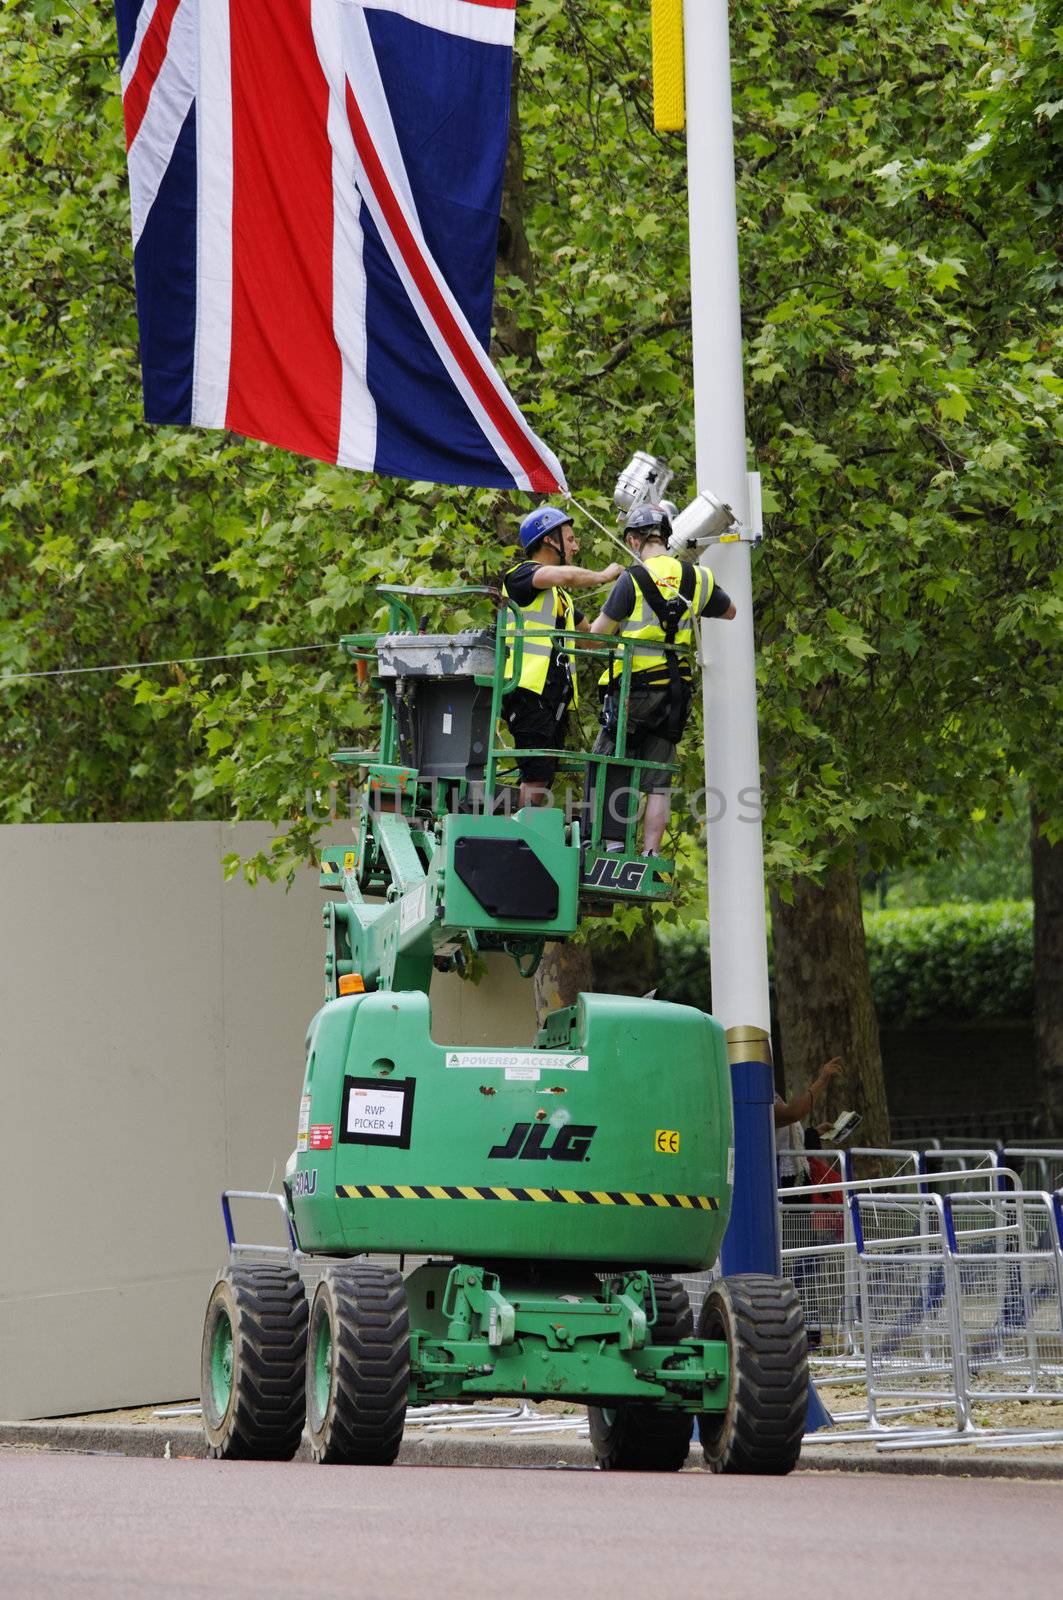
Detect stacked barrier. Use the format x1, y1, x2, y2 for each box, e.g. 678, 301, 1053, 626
948, 1191, 1063, 1402
852, 1193, 968, 1429
778, 1165, 994, 1393
777, 1142, 1063, 1443
1003, 1148, 1063, 1194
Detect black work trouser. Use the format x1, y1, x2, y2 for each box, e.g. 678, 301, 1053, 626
587, 685, 682, 846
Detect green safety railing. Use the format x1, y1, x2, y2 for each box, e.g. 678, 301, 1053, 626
338, 584, 699, 860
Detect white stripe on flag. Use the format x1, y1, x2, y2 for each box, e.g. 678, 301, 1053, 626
339, 4, 566, 492
127, 0, 196, 249
120, 0, 160, 87
342, 0, 514, 49
311, 0, 378, 471
191, 0, 233, 428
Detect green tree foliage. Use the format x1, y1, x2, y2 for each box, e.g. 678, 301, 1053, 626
966, 0, 1063, 241
871, 779, 1032, 905
731, 0, 1062, 877
0, 1, 1059, 897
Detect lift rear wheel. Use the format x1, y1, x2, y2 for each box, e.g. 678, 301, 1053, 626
648, 1274, 694, 1342
306, 1264, 410, 1465
588, 1276, 695, 1471
200, 1266, 308, 1460
697, 1273, 807, 1475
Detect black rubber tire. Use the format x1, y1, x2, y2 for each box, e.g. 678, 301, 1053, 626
588, 1398, 695, 1473
648, 1274, 694, 1342
697, 1273, 808, 1475
200, 1265, 308, 1461
306, 1264, 410, 1465
588, 1276, 695, 1471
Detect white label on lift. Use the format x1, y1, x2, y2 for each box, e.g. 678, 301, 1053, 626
442, 712, 453, 735
399, 882, 427, 933
727, 1146, 735, 1185
505, 1066, 541, 1081
346, 1085, 406, 1140
445, 1051, 588, 1074
297, 1094, 311, 1153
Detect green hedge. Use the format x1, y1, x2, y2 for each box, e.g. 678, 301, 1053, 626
863, 901, 1033, 1025
655, 901, 1033, 1025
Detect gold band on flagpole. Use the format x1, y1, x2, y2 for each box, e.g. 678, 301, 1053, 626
651, 0, 685, 131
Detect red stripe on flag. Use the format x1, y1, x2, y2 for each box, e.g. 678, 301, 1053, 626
227, 0, 342, 464
123, 0, 181, 151
343, 77, 556, 492
457, 2, 516, 8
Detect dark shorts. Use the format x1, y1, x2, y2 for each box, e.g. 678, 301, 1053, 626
592, 686, 678, 795
503, 688, 569, 785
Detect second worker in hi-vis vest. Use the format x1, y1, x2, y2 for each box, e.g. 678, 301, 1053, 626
589, 503, 736, 856
502, 506, 623, 808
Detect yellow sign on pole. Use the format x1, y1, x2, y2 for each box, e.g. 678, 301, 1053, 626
651, 0, 685, 131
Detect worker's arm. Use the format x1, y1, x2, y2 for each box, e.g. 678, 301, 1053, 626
577, 615, 611, 647
702, 582, 737, 622
574, 611, 603, 643
589, 569, 635, 636
590, 612, 620, 636
532, 562, 624, 591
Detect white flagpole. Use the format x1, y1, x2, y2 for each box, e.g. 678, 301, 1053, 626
682, 0, 779, 1276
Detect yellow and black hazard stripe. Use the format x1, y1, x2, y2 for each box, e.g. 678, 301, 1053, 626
336, 1183, 718, 1210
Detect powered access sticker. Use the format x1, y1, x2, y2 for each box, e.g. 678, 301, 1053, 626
445, 1051, 589, 1081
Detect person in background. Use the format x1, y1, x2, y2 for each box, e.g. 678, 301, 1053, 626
501, 506, 622, 809
775, 1055, 844, 1351
774, 1056, 844, 1187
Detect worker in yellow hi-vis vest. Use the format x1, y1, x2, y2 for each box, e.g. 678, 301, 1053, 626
501, 506, 623, 808
589, 503, 736, 855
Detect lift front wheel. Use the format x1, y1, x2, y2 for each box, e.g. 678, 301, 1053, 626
588, 1402, 694, 1472
200, 1266, 308, 1460
697, 1273, 807, 1475
306, 1264, 410, 1465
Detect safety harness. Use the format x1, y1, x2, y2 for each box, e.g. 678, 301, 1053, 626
604, 558, 700, 742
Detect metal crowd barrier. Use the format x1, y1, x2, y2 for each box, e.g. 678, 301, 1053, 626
777, 1166, 1011, 1379
919, 1148, 1008, 1193
797, 1186, 1063, 1448
845, 1148, 922, 1188
947, 1189, 1063, 1402
1002, 1148, 1063, 1196
850, 1192, 968, 1429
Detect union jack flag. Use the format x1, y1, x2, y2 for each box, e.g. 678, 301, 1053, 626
114, 0, 566, 492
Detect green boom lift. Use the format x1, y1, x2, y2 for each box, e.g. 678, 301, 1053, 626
200, 587, 807, 1472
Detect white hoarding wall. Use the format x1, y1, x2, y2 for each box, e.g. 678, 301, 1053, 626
0, 823, 532, 1419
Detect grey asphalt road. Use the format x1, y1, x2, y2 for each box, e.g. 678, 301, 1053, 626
2, 1453, 1060, 1600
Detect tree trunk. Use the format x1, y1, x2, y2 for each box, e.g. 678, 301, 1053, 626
533, 941, 594, 1028
1031, 801, 1063, 1138
769, 857, 891, 1145
590, 913, 661, 998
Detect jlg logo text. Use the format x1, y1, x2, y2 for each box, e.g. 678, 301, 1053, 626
487, 1123, 597, 1162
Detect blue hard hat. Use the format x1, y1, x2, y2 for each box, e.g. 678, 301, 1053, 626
518, 505, 572, 551
624, 503, 672, 537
